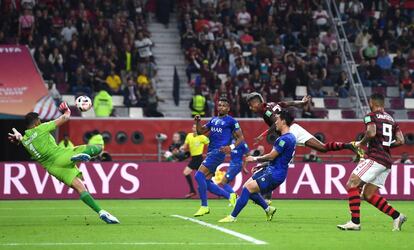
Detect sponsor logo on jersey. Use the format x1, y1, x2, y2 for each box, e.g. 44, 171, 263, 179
211, 127, 223, 133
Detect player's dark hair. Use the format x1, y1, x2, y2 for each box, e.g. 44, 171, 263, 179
370, 93, 385, 106
24, 112, 40, 127
246, 92, 264, 103
279, 110, 294, 126
218, 97, 229, 104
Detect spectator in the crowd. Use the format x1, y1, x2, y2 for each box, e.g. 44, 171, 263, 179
365, 58, 384, 86
360, 40, 378, 60
303, 150, 322, 162
376, 49, 392, 71
236, 6, 251, 29
355, 29, 371, 51
145, 87, 164, 117
156, 0, 173, 28
400, 70, 414, 98
284, 52, 301, 98
36, 53, 55, 81
263, 75, 284, 103
164, 132, 188, 162
189, 87, 207, 118
137, 69, 151, 88
58, 134, 74, 149
93, 89, 113, 117
134, 31, 153, 60
328, 57, 344, 83
308, 72, 324, 97
105, 70, 122, 94
335, 71, 350, 98
60, 19, 77, 43
237, 78, 254, 117
392, 49, 406, 76
393, 152, 413, 164
18, 8, 35, 44
48, 48, 64, 72
313, 5, 329, 30
123, 77, 146, 107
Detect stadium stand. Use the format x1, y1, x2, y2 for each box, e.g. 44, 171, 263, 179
1, 0, 414, 119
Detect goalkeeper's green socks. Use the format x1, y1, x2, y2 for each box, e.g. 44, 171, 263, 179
83, 145, 102, 157
80, 191, 102, 213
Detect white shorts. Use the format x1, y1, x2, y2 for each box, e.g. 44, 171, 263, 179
289, 123, 314, 146
352, 159, 390, 189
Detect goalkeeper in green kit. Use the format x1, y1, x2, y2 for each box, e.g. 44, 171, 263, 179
7, 102, 120, 224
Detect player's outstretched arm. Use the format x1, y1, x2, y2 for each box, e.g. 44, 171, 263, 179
194, 115, 209, 135
391, 129, 405, 148
246, 149, 279, 163
281, 95, 311, 108
54, 102, 71, 127
8, 128, 23, 145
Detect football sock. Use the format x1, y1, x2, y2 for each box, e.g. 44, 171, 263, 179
348, 187, 361, 224
262, 191, 272, 200
80, 191, 101, 213
206, 180, 230, 199
83, 145, 102, 157
195, 171, 208, 206
223, 183, 235, 194
324, 142, 346, 152
250, 193, 268, 210
367, 194, 400, 220
185, 174, 196, 193
231, 187, 250, 217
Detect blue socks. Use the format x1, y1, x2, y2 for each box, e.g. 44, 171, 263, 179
195, 171, 208, 206
207, 180, 230, 199
230, 187, 269, 218
231, 188, 250, 217
223, 183, 235, 194
250, 193, 269, 210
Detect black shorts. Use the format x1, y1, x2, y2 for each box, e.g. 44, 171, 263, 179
188, 155, 204, 170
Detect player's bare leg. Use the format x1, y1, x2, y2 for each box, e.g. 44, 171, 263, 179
337, 174, 363, 231
183, 166, 196, 198
71, 177, 120, 224
363, 184, 407, 231
305, 138, 364, 160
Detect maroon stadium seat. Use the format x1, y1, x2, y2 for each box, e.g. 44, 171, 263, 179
324, 98, 338, 109
341, 109, 356, 119
383, 75, 397, 86
407, 111, 414, 119
312, 109, 328, 119
372, 86, 386, 96
390, 98, 404, 109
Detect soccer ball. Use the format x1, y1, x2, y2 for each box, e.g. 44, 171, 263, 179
75, 96, 92, 112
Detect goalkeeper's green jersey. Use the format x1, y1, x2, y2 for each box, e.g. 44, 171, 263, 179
21, 121, 61, 168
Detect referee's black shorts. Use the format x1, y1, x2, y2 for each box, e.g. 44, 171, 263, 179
187, 155, 204, 170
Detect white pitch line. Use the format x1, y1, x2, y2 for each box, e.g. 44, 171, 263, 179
171, 214, 267, 245
0, 242, 250, 246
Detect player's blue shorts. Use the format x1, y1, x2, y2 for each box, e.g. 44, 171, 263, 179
202, 149, 226, 173
252, 167, 286, 194
225, 163, 242, 182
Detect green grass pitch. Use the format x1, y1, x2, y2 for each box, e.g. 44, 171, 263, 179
0, 199, 412, 250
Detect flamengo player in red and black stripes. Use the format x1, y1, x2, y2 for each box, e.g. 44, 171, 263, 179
246, 92, 363, 156
246, 92, 363, 201
337, 93, 407, 231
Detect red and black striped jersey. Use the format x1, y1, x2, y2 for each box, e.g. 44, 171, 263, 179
261, 102, 287, 127
364, 110, 400, 168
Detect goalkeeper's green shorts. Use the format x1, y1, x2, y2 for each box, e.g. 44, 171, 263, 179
45, 145, 90, 186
